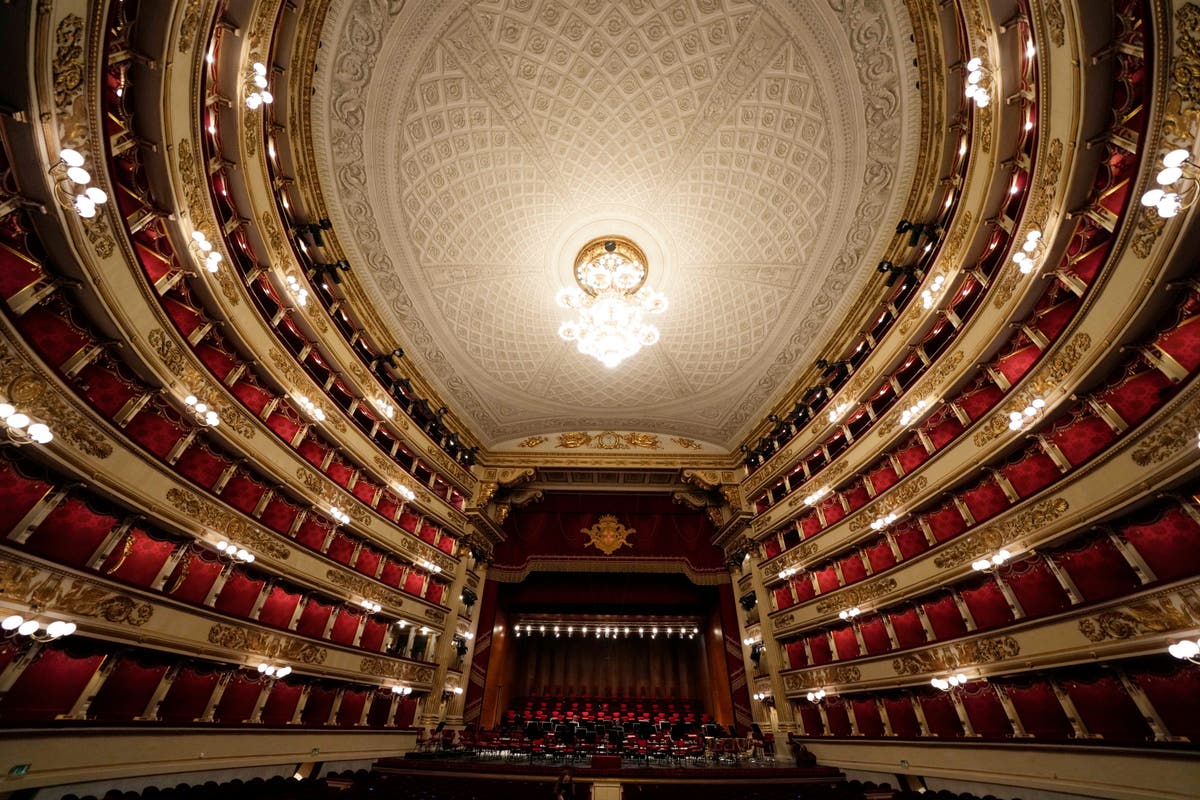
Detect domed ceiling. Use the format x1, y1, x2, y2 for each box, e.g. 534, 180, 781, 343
311, 0, 922, 448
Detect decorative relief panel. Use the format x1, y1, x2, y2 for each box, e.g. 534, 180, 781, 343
208, 622, 327, 664
359, 656, 435, 684
165, 487, 291, 560
932, 496, 1068, 569
891, 634, 1020, 675
876, 351, 965, 435
1078, 587, 1200, 642
814, 575, 898, 615
0, 557, 152, 627
148, 329, 255, 438
324, 569, 403, 608
848, 476, 928, 533
1131, 390, 1200, 466
783, 665, 861, 691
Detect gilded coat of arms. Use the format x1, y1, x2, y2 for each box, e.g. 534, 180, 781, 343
581, 515, 635, 555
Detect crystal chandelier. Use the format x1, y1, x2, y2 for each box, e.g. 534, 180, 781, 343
557, 237, 667, 369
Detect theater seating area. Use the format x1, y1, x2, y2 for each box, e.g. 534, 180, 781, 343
504, 696, 708, 727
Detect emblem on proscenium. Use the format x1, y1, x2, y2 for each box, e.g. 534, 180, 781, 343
581, 514, 636, 555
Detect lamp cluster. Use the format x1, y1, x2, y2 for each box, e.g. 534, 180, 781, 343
0, 403, 53, 445
245, 62, 274, 109
296, 394, 325, 422
778, 566, 800, 581
752, 691, 774, 704
419, 558, 443, 574
329, 506, 350, 525
54, 148, 109, 218
1168, 639, 1200, 664
391, 685, 413, 695
742, 635, 761, 646
806, 689, 827, 703
189, 231, 224, 273
374, 398, 395, 419
802, 487, 829, 507
1007, 397, 1046, 431
184, 394, 220, 427
838, 606, 861, 621
257, 663, 292, 678
826, 401, 851, 424
215, 540, 254, 563
285, 274, 309, 307
394, 482, 417, 502
870, 511, 899, 531
898, 398, 929, 428
920, 274, 946, 310
963, 57, 991, 108
2, 614, 76, 641
1012, 230, 1044, 274
1140, 149, 1194, 219
359, 599, 382, 614
931, 673, 969, 691
971, 549, 1012, 572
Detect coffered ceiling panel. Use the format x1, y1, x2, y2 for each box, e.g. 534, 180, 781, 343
312, 0, 921, 448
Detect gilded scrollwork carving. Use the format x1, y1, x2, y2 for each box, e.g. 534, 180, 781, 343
52, 14, 86, 114
1131, 391, 1200, 466
0, 342, 112, 459
783, 665, 861, 691
176, 0, 205, 52
877, 351, 965, 435
891, 635, 1020, 675
165, 487, 291, 559
208, 623, 327, 664
1078, 593, 1200, 642
848, 476, 928, 533
359, 656, 434, 684
814, 576, 898, 614
324, 569, 401, 607
0, 557, 152, 627
933, 497, 1069, 568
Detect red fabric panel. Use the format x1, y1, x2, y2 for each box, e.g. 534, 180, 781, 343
0, 460, 51, 534
17, 308, 90, 366
807, 633, 832, 666
889, 607, 927, 648
762, 539, 781, 558
1061, 670, 1152, 742
865, 539, 896, 573
158, 666, 219, 723
376, 493, 401, 522
102, 528, 176, 588
923, 594, 967, 640
25, 497, 117, 567
174, 443, 228, 489
379, 560, 405, 588
229, 379, 272, 416
825, 698, 852, 736
352, 479, 378, 505
883, 695, 921, 737
839, 554, 867, 585
1121, 505, 1200, 581
814, 566, 840, 594
258, 586, 301, 629
360, 619, 387, 652
214, 672, 264, 723
367, 692, 393, 727
327, 532, 357, 565
1129, 660, 1200, 741
77, 363, 140, 418
867, 462, 899, 494
918, 691, 963, 737
860, 617, 891, 654
798, 702, 824, 735
439, 535, 456, 554
1002, 450, 1060, 498
925, 506, 966, 542
419, 523, 438, 544
219, 474, 267, 515
301, 685, 338, 725
160, 297, 206, 337
799, 513, 822, 538
995, 344, 1041, 385
398, 511, 420, 532
394, 697, 418, 728
0, 242, 46, 298
843, 483, 871, 512
295, 517, 331, 551
259, 496, 299, 534
0, 646, 103, 720
1052, 537, 1141, 602
337, 689, 369, 726
194, 343, 237, 380
852, 698, 884, 737
261, 679, 303, 725
831, 626, 859, 660
1156, 314, 1200, 370
960, 579, 1015, 631
296, 599, 333, 638
1005, 557, 1072, 618
326, 457, 354, 488
426, 581, 446, 605
818, 497, 845, 527
773, 585, 795, 610
924, 414, 964, 451
961, 480, 1010, 524
404, 570, 426, 596
355, 547, 382, 577
894, 524, 929, 558
89, 658, 166, 721
298, 437, 329, 468
213, 570, 264, 617
265, 410, 303, 443
1047, 414, 1118, 466
957, 382, 1004, 421
1034, 298, 1080, 340
167, 551, 223, 604
792, 575, 815, 602
785, 639, 807, 669
960, 683, 1013, 738
124, 410, 187, 460
329, 609, 361, 645
895, 440, 928, 473
1002, 679, 1073, 739
1099, 368, 1172, 426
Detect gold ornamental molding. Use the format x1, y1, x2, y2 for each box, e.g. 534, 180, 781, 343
0, 328, 112, 459
323, 569, 402, 608
876, 351, 966, 436
174, 140, 241, 305
581, 515, 636, 556
962, 0, 995, 153
814, 576, 899, 615
891, 634, 1021, 676
266, 348, 347, 434
972, 332, 1093, 446
554, 431, 663, 450
1131, 389, 1200, 466
51, 13, 85, 113
147, 329, 256, 438
295, 466, 371, 528
847, 475, 929, 533
0, 555, 152, 628
207, 622, 327, 665
933, 496, 1069, 569
359, 656, 435, 685
176, 0, 206, 53
1078, 585, 1200, 643
783, 665, 862, 692
1040, 0, 1067, 48
165, 487, 292, 560
991, 139, 1066, 310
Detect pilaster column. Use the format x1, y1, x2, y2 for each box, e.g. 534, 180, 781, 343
326, 688, 346, 725
950, 589, 977, 632
876, 698, 895, 736
992, 684, 1032, 737
136, 665, 180, 720
913, 605, 936, 642
201, 563, 235, 606
948, 690, 979, 737
1115, 667, 1180, 741
909, 696, 932, 736
150, 544, 189, 591
198, 672, 233, 722
1048, 678, 1096, 738
288, 597, 310, 630
249, 581, 273, 620
58, 654, 115, 720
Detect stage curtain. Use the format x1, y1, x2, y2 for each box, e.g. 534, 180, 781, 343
959, 681, 1013, 738
1121, 504, 1200, 581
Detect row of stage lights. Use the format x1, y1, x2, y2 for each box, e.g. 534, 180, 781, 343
512, 624, 700, 639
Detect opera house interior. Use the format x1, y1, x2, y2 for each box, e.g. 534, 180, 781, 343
0, 0, 1197, 798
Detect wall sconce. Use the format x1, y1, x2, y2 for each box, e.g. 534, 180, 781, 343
920, 274, 946, 309
441, 685, 464, 701
1168, 639, 1200, 664
374, 397, 395, 419
752, 691, 775, 706
1141, 149, 1195, 218
189, 231, 224, 273
826, 402, 851, 424
359, 599, 382, 614
183, 394, 220, 427
2, 614, 76, 641
1011, 229, 1044, 274
214, 539, 254, 563
329, 505, 350, 525
420, 559, 443, 575
391, 685, 413, 696
802, 487, 829, 506
806, 689, 827, 703
284, 274, 309, 307
245, 62, 274, 110
1007, 397, 1046, 431
971, 549, 1012, 572
870, 511, 899, 531
394, 482, 416, 502
51, 148, 109, 218
963, 57, 992, 108
257, 663, 292, 678
0, 402, 53, 445
931, 672, 968, 691
778, 566, 800, 580
295, 393, 325, 422
898, 398, 930, 427
838, 607, 861, 621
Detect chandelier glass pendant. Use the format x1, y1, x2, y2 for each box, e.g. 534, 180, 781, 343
557, 237, 667, 369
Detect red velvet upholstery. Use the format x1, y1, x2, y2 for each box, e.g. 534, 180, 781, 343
867, 462, 900, 494
0, 646, 104, 721
1004, 557, 1072, 618
882, 695, 920, 737
1046, 413, 1118, 466
102, 527, 177, 588
174, 442, 228, 489
426, 581, 446, 605
220, 473, 268, 515
329, 609, 361, 645
838, 553, 867, 584
814, 566, 840, 594
158, 666, 220, 723
888, 607, 927, 648
864, 539, 896, 572
1001, 678, 1072, 739
922, 594, 967, 640
296, 599, 333, 638
917, 691, 963, 737
851, 697, 885, 737
1001, 450, 1060, 498
798, 702, 824, 735
773, 585, 795, 610
1121, 505, 1200, 581
302, 684, 339, 725
1051, 537, 1141, 602
166, 550, 223, 604
894, 523, 930, 558
260, 679, 303, 724
259, 496, 299, 534
860, 617, 891, 654
960, 480, 1010, 524
258, 586, 301, 629
337, 689, 369, 726
807, 633, 832, 666
89, 657, 166, 721
1129, 660, 1200, 741
959, 579, 1015, 631
25, 496, 117, 567
215, 672, 265, 723
831, 626, 859, 660
1156, 313, 1200, 370
360, 619, 388, 652
1061, 669, 1152, 742
327, 532, 357, 565
123, 407, 187, 458
1099, 367, 1172, 426
824, 697, 852, 736
355, 547, 382, 577
213, 570, 265, 617
959, 682, 1013, 738
0, 460, 51, 535
785, 639, 807, 669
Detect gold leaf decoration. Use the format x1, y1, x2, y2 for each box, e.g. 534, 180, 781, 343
208, 623, 327, 664
892, 635, 1020, 675
581, 515, 636, 555
877, 351, 965, 436
672, 437, 703, 450
1131, 391, 1200, 466
165, 487, 291, 559
933, 497, 1068, 568
1078, 593, 1200, 642
783, 665, 861, 691
1042, 0, 1066, 47
517, 436, 547, 448
992, 139, 1065, 309
324, 569, 401, 607
814, 576, 898, 615
359, 656, 435, 683
0, 557, 152, 627
177, 0, 205, 52
0, 343, 112, 459
848, 476, 929, 533
52, 14, 85, 113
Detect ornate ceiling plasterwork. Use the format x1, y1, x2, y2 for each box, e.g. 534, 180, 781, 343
312, 0, 920, 448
